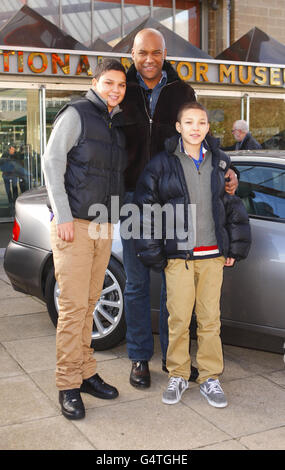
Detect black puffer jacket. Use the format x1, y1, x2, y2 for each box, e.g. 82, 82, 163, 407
121, 61, 196, 191
134, 135, 251, 272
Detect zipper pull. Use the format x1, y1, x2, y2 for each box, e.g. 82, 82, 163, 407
185, 252, 191, 270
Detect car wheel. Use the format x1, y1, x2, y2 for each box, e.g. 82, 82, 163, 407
45, 257, 126, 351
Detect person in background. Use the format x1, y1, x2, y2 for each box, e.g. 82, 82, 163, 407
224, 120, 262, 150
0, 144, 19, 206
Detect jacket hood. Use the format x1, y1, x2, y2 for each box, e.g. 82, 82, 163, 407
126, 60, 180, 85
85, 88, 124, 123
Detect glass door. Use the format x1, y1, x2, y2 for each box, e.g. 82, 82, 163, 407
0, 88, 41, 221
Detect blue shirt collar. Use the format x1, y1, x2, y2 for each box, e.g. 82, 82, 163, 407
136, 70, 167, 91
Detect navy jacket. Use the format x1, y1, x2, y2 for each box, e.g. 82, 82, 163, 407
134, 135, 251, 272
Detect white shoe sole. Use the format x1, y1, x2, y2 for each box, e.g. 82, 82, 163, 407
200, 388, 228, 408
162, 385, 189, 405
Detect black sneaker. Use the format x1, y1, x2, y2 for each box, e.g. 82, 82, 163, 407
162, 360, 199, 383
59, 388, 85, 420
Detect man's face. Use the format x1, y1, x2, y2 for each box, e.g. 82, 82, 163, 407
176, 108, 209, 148
231, 126, 244, 142
9, 146, 16, 155
132, 31, 167, 88
92, 69, 126, 112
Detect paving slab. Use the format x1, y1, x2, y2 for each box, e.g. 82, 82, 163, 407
239, 427, 285, 450
0, 416, 95, 450
73, 396, 230, 450
0, 296, 47, 317
0, 374, 59, 427
0, 279, 27, 299
182, 375, 285, 438
222, 344, 284, 376
0, 343, 23, 378
3, 335, 56, 373
0, 312, 55, 342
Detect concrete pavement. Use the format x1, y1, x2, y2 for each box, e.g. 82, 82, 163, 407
0, 256, 285, 451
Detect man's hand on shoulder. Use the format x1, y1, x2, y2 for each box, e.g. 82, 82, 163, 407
225, 168, 238, 195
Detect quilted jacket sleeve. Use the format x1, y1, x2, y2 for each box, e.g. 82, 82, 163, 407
224, 193, 252, 261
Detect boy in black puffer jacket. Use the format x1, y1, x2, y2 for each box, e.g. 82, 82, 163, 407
134, 102, 251, 408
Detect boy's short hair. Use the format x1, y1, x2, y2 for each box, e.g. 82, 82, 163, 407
177, 101, 209, 123
93, 58, 126, 80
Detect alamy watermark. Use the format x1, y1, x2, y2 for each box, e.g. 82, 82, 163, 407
87, 195, 196, 251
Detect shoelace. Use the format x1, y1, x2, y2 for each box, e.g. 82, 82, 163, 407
65, 389, 81, 402
205, 380, 223, 395
167, 377, 182, 391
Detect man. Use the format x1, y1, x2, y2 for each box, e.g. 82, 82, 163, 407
224, 120, 262, 150
42, 59, 127, 420
120, 28, 238, 389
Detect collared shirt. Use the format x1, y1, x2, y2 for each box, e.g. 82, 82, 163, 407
137, 70, 167, 117
179, 137, 206, 170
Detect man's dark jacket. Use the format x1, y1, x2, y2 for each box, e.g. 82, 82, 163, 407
55, 90, 127, 222
120, 61, 196, 191
223, 132, 262, 151
134, 135, 251, 272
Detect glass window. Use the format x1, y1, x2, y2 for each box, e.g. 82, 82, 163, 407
0, 88, 42, 220
0, 0, 23, 30
236, 164, 285, 219
45, 89, 85, 141
25, 0, 56, 24
249, 98, 285, 150
61, 0, 91, 46
198, 96, 242, 147
94, 0, 123, 46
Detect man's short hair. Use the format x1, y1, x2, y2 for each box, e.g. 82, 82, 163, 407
234, 120, 249, 133
93, 58, 126, 80
177, 101, 209, 123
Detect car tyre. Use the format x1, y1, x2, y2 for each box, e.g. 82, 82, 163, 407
44, 257, 126, 351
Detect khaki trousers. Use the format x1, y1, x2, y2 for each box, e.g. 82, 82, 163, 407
50, 218, 113, 390
165, 257, 225, 384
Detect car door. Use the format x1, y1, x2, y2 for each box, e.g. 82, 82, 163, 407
221, 160, 285, 334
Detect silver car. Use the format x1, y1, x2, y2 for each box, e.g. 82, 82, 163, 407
4, 150, 285, 353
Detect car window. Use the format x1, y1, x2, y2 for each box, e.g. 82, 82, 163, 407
235, 164, 285, 219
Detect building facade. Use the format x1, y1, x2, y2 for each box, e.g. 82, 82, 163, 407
0, 0, 285, 221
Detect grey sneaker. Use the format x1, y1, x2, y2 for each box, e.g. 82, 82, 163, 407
200, 378, 228, 408
162, 376, 189, 405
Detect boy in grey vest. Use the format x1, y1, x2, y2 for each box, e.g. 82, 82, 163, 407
43, 59, 127, 420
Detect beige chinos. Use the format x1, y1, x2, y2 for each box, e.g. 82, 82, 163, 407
165, 257, 225, 384
50, 218, 113, 390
